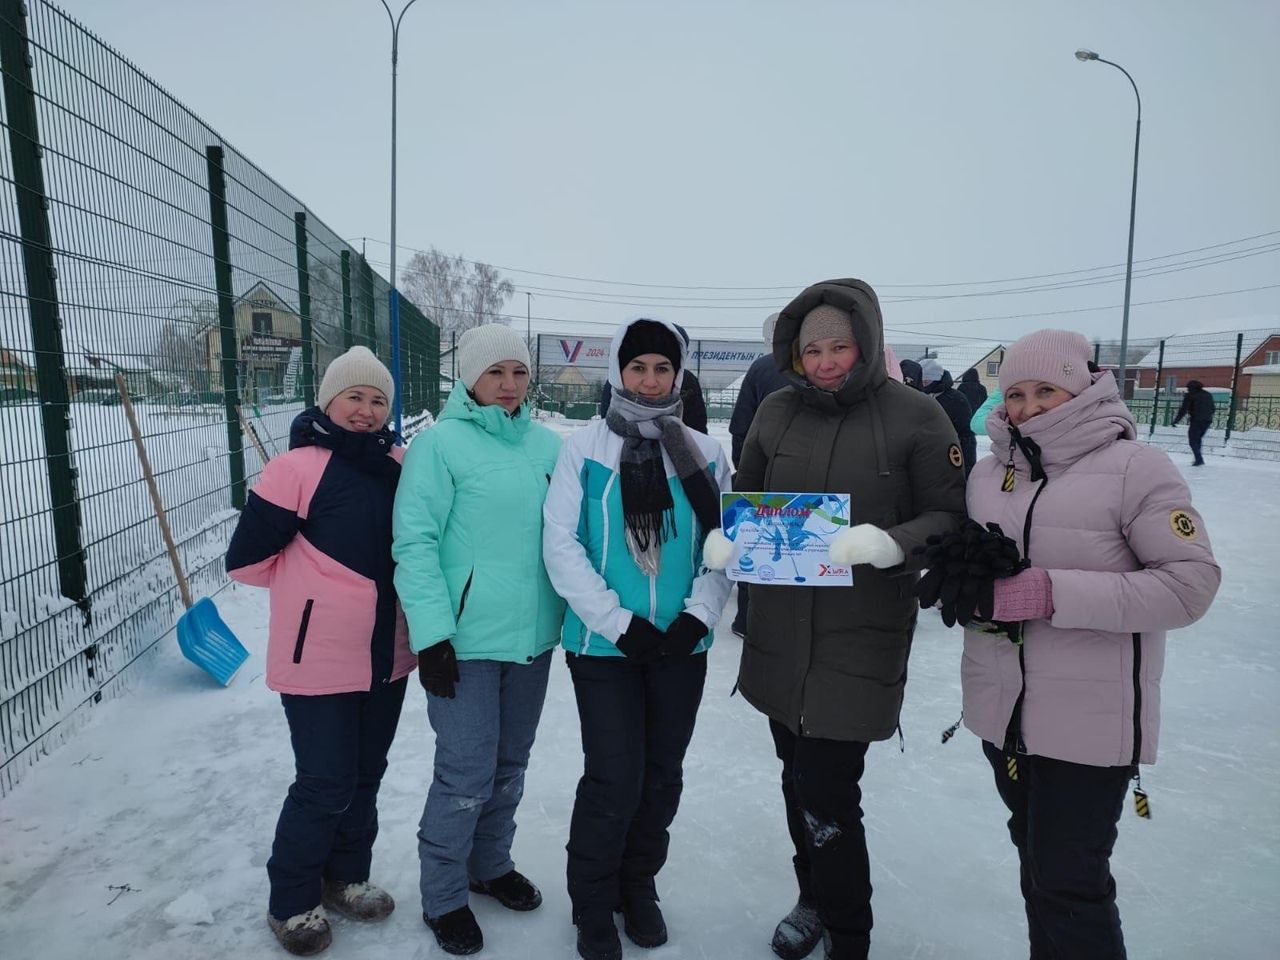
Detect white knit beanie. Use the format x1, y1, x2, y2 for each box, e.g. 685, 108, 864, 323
457, 324, 531, 390
998, 329, 1093, 395
316, 345, 395, 412
919, 358, 945, 383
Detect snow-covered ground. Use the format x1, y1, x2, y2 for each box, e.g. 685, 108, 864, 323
1, 421, 1277, 960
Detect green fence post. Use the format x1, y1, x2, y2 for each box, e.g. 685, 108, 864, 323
340, 249, 354, 350
1224, 332, 1244, 443
0, 0, 88, 614
205, 146, 246, 509
293, 213, 314, 406
1148, 339, 1165, 436
360, 256, 376, 349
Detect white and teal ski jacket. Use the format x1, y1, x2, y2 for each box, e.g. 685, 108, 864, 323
543, 418, 733, 657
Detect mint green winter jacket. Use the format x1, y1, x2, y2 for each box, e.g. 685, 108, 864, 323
392, 385, 564, 662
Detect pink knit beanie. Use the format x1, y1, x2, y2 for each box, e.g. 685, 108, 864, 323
998, 329, 1093, 395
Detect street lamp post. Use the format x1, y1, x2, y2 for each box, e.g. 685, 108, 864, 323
1075, 48, 1141, 394
380, 0, 421, 436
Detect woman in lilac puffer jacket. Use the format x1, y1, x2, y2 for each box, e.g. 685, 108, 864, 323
960, 329, 1220, 960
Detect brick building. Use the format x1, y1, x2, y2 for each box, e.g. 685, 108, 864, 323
1133, 326, 1280, 399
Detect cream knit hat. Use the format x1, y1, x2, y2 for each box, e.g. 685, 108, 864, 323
998, 329, 1093, 395
316, 345, 395, 412
457, 324, 531, 390
798, 304, 854, 350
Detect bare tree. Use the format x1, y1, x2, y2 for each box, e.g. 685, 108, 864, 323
154, 298, 214, 389
400, 247, 513, 333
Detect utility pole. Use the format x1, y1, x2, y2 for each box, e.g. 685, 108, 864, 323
379, 0, 421, 435
526, 291, 532, 353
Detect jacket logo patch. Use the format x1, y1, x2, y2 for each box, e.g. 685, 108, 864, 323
948, 444, 963, 469
1169, 509, 1198, 541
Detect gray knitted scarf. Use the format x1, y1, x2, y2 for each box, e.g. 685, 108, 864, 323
605, 387, 721, 576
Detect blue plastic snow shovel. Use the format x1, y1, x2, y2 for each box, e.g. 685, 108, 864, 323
115, 369, 248, 685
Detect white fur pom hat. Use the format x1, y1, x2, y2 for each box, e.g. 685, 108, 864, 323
316, 345, 395, 412
457, 324, 532, 390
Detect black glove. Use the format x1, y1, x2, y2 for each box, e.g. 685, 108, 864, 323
661, 612, 709, 658
914, 521, 1027, 628
616, 615, 665, 663
418, 639, 460, 698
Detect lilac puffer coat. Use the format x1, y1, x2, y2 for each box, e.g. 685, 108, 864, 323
962, 372, 1220, 767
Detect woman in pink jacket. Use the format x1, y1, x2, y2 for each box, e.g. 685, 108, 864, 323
226, 346, 417, 957
956, 330, 1219, 959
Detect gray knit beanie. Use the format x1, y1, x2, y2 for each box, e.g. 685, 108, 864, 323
316, 345, 395, 412
457, 324, 531, 390
798, 304, 854, 350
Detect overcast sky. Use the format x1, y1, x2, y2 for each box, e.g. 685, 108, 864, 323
55, 0, 1280, 345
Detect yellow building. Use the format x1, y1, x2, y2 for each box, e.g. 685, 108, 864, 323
198, 281, 307, 401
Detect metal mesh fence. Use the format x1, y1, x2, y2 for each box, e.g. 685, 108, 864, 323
0, 0, 439, 794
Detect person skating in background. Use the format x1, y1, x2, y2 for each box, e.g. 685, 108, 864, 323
726, 312, 791, 638
930, 329, 1220, 959
705, 279, 966, 960
598, 324, 707, 433
1172, 379, 1216, 466
544, 317, 732, 960
920, 358, 976, 476
226, 346, 415, 957
392, 324, 564, 956
957, 367, 988, 413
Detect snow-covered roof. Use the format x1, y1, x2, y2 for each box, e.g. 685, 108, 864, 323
1244, 364, 1280, 376
914, 340, 1003, 377
1132, 323, 1279, 369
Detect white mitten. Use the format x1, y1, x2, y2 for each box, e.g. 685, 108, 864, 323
702, 529, 734, 570
829, 524, 905, 569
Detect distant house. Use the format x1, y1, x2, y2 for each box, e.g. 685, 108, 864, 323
194, 281, 321, 401
0, 347, 35, 396
915, 341, 1005, 394
1132, 325, 1280, 399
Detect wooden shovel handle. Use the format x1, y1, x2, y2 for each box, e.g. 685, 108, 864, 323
114, 371, 193, 609
237, 406, 270, 464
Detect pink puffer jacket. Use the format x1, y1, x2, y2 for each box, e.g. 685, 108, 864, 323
962, 372, 1220, 766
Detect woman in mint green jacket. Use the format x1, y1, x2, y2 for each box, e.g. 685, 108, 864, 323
392, 324, 563, 956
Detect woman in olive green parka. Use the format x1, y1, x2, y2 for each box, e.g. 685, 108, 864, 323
730, 279, 966, 960
392, 324, 563, 955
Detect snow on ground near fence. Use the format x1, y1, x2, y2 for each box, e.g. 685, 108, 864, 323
0, 422, 1277, 959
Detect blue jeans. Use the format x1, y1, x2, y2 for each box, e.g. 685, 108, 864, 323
268, 677, 408, 920
418, 650, 553, 918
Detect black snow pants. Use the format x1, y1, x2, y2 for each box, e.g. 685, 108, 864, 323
565, 650, 707, 915
770, 720, 872, 960
982, 740, 1132, 960
1188, 420, 1210, 464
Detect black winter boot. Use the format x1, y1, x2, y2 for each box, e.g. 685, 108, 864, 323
423, 905, 483, 955
575, 908, 622, 960
771, 897, 823, 960
469, 869, 543, 911
617, 896, 668, 948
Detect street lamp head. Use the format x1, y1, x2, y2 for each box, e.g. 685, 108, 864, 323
1075, 49, 1099, 62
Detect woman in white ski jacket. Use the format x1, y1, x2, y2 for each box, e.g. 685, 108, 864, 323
543, 317, 732, 960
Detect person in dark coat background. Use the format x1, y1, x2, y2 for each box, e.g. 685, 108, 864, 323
898, 358, 923, 391
598, 324, 708, 433
921, 358, 976, 476
957, 367, 988, 413
1172, 379, 1216, 466
726, 313, 791, 638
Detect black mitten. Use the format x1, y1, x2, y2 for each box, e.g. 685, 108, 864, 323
616, 615, 665, 663
661, 612, 709, 658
